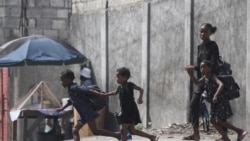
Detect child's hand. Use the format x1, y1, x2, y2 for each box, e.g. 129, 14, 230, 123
185, 65, 195, 71
137, 98, 143, 104
213, 95, 218, 103
56, 108, 63, 113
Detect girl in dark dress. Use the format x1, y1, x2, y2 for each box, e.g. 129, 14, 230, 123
186, 60, 247, 141
105, 67, 159, 141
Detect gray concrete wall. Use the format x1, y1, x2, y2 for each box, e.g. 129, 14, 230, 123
1, 0, 250, 139
70, 0, 250, 131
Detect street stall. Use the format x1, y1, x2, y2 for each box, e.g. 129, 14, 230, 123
0, 35, 87, 141
9, 81, 72, 141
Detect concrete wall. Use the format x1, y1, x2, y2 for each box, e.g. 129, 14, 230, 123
70, 0, 250, 130
0, 0, 250, 139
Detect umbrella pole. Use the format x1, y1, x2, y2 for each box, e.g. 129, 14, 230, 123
40, 83, 43, 109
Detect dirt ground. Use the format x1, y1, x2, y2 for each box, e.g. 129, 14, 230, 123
144, 123, 250, 141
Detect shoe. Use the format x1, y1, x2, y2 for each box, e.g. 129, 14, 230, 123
237, 131, 248, 141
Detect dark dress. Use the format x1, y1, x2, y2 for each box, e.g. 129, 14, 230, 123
117, 82, 142, 125
204, 75, 233, 120
67, 83, 99, 125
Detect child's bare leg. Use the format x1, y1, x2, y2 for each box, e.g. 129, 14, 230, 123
88, 120, 121, 140
72, 122, 83, 141
210, 118, 230, 141
216, 118, 246, 139
129, 124, 156, 141
120, 124, 130, 141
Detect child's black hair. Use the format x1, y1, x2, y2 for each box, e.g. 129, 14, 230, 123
201, 60, 213, 68
116, 67, 131, 78
61, 69, 75, 80
201, 23, 217, 34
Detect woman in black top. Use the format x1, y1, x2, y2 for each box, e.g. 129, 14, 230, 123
184, 23, 220, 140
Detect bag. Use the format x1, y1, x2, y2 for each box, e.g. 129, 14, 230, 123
217, 57, 232, 75
218, 75, 240, 100
87, 85, 107, 111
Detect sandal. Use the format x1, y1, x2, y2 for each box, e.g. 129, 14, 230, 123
215, 138, 224, 141
237, 131, 248, 141
154, 136, 160, 141
182, 135, 200, 140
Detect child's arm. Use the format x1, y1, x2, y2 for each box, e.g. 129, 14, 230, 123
56, 101, 71, 112
212, 76, 224, 103
88, 89, 105, 97
186, 69, 204, 84
105, 90, 118, 96
133, 85, 143, 104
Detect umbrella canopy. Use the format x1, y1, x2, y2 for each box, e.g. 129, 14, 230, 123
0, 35, 87, 67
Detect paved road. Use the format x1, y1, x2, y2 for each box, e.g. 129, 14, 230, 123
63, 134, 242, 141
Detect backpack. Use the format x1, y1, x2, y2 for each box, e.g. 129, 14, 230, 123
218, 75, 240, 100
217, 57, 232, 75
86, 85, 107, 111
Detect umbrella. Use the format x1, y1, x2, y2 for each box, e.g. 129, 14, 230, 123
0, 35, 87, 67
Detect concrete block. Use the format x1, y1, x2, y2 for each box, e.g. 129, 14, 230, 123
10, 7, 21, 17
2, 28, 11, 37
44, 29, 58, 38
28, 19, 36, 27
52, 20, 66, 29
13, 29, 19, 37
109, 0, 143, 7
3, 18, 20, 28
50, 0, 65, 8
27, 28, 43, 35
3, 0, 18, 6
28, 0, 35, 7
36, 19, 52, 29
36, 0, 50, 7
0, 7, 5, 17
27, 8, 42, 18
42, 8, 57, 18
57, 9, 69, 18
0, 29, 4, 44
72, 0, 106, 13
58, 30, 69, 40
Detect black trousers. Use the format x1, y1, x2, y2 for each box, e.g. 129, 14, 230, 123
190, 84, 204, 127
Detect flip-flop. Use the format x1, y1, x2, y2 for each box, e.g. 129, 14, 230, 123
215, 138, 224, 141
182, 135, 200, 140
237, 131, 248, 141
154, 136, 160, 141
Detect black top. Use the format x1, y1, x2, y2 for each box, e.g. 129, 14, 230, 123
195, 41, 220, 78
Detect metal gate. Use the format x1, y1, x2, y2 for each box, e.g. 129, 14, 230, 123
0, 68, 9, 141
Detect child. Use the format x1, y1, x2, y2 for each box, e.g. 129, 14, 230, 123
104, 67, 159, 141
56, 69, 120, 141
186, 60, 247, 141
